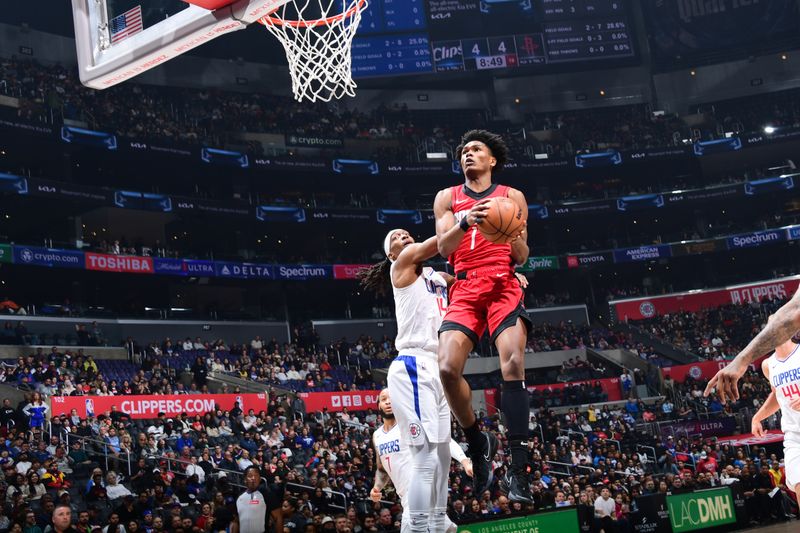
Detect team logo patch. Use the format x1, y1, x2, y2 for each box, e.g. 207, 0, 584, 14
689, 365, 702, 379
409, 423, 422, 439
639, 301, 656, 318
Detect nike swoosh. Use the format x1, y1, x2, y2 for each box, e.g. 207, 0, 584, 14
496, 273, 508, 277
453, 198, 468, 205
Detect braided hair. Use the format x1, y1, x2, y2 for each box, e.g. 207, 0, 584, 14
358, 258, 392, 296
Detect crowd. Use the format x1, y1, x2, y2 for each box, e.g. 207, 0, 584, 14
633, 298, 786, 360
0, 320, 791, 532
6, 56, 800, 166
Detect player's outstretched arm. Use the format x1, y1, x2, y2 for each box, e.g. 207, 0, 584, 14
508, 188, 529, 265
394, 236, 439, 270
705, 289, 800, 402
392, 236, 440, 289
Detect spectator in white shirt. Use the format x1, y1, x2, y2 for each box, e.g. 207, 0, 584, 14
286, 366, 301, 381
182, 338, 193, 351
250, 337, 263, 350
594, 487, 617, 532
105, 471, 133, 501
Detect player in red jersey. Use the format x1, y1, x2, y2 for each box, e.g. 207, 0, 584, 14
433, 129, 532, 503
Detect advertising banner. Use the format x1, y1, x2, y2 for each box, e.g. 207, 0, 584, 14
456, 507, 579, 533
214, 261, 273, 280
153, 258, 186, 276
297, 390, 382, 413
659, 417, 737, 440
333, 264, 370, 280
13, 246, 84, 269
285, 134, 343, 148
726, 229, 786, 249
613, 245, 672, 263
0, 244, 11, 264
274, 264, 332, 281
566, 252, 613, 269
671, 239, 727, 257
518, 256, 560, 272
527, 378, 622, 402
661, 358, 766, 384
716, 430, 784, 447
85, 252, 154, 274
183, 260, 215, 277
50, 393, 268, 419
611, 275, 800, 321
666, 488, 736, 532
632, 494, 671, 533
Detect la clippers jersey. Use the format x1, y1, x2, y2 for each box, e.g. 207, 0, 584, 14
373, 423, 411, 499
769, 344, 800, 433
449, 183, 513, 273
391, 265, 448, 356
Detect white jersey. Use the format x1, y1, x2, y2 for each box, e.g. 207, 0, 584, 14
373, 422, 466, 500
769, 344, 800, 434
374, 422, 412, 498
392, 265, 448, 357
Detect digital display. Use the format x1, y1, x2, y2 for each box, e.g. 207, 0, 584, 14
350, 0, 636, 78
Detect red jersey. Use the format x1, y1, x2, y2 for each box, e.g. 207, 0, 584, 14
449, 183, 513, 273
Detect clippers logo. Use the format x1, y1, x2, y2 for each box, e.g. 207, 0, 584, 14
689, 366, 703, 380
409, 423, 422, 439
639, 301, 656, 318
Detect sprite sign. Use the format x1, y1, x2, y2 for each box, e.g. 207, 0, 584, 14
457, 508, 579, 533
667, 488, 736, 532
518, 256, 559, 272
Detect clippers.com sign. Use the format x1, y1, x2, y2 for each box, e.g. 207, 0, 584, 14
611, 275, 800, 321
50, 393, 267, 419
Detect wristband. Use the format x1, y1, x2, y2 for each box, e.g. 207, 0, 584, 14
459, 217, 470, 232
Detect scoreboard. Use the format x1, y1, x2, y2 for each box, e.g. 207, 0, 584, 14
351, 0, 636, 78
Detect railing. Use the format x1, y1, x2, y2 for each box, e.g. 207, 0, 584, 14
545, 461, 574, 477
286, 482, 347, 511
64, 432, 134, 476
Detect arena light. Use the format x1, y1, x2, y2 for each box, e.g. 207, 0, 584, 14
426, 152, 448, 160
534, 153, 549, 160
764, 126, 777, 134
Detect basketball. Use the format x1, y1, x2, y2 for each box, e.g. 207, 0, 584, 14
478, 197, 526, 244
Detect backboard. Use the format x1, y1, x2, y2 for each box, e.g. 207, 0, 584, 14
71, 0, 290, 89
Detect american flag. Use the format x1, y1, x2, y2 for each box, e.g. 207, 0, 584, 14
109, 5, 143, 44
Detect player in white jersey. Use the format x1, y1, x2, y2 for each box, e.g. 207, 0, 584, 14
370, 388, 472, 532
750, 326, 800, 509
359, 229, 454, 532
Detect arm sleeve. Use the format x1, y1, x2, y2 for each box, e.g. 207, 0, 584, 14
449, 439, 466, 463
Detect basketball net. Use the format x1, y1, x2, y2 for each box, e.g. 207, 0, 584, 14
260, 0, 368, 102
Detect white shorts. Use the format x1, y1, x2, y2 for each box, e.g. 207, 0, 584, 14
785, 431, 800, 490
387, 353, 450, 445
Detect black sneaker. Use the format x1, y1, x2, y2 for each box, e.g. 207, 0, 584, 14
501, 469, 533, 504
468, 431, 498, 494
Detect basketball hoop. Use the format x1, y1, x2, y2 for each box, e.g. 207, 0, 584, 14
259, 0, 368, 102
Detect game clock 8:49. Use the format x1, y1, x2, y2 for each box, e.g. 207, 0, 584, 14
463, 36, 517, 71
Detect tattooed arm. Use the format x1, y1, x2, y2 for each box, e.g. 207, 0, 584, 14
705, 289, 800, 402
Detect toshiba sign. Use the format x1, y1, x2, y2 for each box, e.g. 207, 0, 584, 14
85, 252, 154, 274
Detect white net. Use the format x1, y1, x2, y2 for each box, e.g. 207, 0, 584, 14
260, 0, 367, 102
